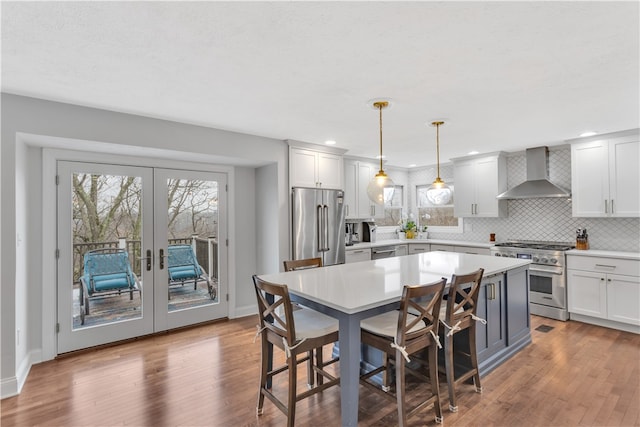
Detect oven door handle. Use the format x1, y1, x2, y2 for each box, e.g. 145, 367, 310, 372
529, 266, 563, 276
372, 249, 396, 255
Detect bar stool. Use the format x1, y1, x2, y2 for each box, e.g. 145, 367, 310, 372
252, 275, 340, 427
283, 257, 324, 387
439, 268, 485, 412
359, 279, 447, 425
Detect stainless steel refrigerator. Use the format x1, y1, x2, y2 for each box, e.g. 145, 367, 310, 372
291, 187, 346, 266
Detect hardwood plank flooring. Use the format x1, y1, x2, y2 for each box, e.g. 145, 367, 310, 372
2, 315, 639, 426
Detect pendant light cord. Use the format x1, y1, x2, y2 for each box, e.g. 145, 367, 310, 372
435, 122, 441, 179
378, 103, 384, 173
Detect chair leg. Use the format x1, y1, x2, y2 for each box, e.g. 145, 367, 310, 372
315, 347, 324, 386
469, 325, 482, 393
428, 345, 444, 423
307, 350, 315, 388
444, 334, 458, 412
287, 352, 297, 427
395, 350, 408, 427
382, 353, 392, 392
257, 338, 269, 416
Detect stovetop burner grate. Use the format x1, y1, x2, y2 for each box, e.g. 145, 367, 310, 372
493, 241, 575, 251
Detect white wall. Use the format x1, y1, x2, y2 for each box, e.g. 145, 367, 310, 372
1, 93, 289, 397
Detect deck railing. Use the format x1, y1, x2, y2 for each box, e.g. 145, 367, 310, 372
73, 236, 218, 284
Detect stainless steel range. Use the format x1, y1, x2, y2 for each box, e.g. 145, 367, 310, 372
490, 241, 574, 321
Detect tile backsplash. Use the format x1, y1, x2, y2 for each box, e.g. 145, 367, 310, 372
379, 146, 640, 253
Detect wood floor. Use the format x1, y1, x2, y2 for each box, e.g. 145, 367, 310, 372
2, 315, 639, 426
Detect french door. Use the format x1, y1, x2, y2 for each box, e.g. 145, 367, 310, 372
57, 161, 227, 353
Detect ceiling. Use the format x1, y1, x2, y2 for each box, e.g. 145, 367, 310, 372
2, 1, 638, 168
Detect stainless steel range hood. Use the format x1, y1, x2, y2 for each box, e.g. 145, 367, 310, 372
496, 146, 570, 199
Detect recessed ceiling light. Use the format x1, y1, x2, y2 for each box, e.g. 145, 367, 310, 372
408, 164, 417, 168
325, 140, 337, 145
468, 151, 479, 155
579, 131, 597, 137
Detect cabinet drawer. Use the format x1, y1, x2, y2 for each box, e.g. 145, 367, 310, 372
567, 255, 639, 277
455, 246, 491, 256
345, 248, 371, 263
409, 243, 430, 254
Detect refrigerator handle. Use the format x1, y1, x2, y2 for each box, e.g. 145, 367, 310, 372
323, 205, 330, 251
317, 204, 324, 252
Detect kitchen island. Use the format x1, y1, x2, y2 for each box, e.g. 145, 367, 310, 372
258, 251, 531, 426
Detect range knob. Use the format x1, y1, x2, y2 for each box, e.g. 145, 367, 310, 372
550, 258, 558, 264
532, 257, 539, 263
540, 258, 548, 263
494, 253, 501, 257
509, 254, 516, 258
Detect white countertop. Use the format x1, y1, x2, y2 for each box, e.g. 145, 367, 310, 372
259, 252, 530, 314
566, 249, 640, 260
346, 239, 495, 250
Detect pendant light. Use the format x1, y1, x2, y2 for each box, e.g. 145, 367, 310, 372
366, 100, 395, 206
426, 120, 452, 205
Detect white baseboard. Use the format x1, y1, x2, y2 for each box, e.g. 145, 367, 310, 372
231, 304, 257, 319
570, 313, 640, 334
1, 348, 41, 399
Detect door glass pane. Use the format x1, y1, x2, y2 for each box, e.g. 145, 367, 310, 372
72, 173, 143, 329
166, 178, 219, 312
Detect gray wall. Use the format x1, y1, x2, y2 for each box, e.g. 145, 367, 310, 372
1, 93, 288, 397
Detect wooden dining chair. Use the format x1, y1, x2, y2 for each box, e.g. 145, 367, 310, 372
359, 278, 447, 426
438, 268, 484, 412
282, 257, 325, 387
252, 275, 340, 427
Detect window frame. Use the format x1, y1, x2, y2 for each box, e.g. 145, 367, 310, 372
416, 182, 464, 233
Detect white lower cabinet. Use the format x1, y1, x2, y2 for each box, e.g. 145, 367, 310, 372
567, 254, 640, 330
408, 243, 430, 254
427, 244, 490, 256
345, 248, 371, 263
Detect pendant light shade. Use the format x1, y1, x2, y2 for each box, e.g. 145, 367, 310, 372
367, 100, 395, 206
426, 121, 452, 206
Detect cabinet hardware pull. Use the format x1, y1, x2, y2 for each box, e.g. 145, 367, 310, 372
600, 277, 605, 281
595, 264, 616, 269
607, 278, 612, 282
611, 199, 614, 214
604, 199, 608, 213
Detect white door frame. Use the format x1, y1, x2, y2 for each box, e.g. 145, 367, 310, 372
42, 144, 236, 360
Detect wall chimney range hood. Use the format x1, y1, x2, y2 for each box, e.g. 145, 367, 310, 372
496, 146, 571, 200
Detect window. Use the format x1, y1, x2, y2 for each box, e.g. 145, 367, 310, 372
416, 183, 463, 233
376, 185, 403, 227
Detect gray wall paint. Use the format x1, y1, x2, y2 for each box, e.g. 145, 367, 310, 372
1, 93, 289, 397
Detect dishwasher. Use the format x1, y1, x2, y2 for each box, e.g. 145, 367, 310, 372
371, 244, 407, 259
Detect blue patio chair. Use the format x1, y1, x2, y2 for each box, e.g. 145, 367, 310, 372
79, 248, 142, 325
167, 244, 216, 300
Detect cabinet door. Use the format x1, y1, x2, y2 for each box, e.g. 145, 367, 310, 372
343, 160, 358, 219
567, 269, 607, 319
607, 273, 640, 325
474, 157, 501, 217
345, 249, 371, 263
476, 275, 506, 359
409, 243, 430, 254
394, 245, 408, 256
571, 141, 609, 217
506, 266, 530, 344
453, 160, 475, 217
317, 152, 343, 190
290, 148, 319, 188
357, 162, 376, 218
609, 139, 639, 217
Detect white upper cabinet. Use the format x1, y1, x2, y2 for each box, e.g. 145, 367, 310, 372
343, 159, 384, 219
289, 145, 344, 190
571, 134, 639, 217
453, 153, 508, 217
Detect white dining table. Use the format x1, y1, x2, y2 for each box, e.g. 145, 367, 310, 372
258, 251, 531, 426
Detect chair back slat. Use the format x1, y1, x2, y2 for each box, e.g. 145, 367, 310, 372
283, 257, 323, 272
397, 278, 447, 346
253, 275, 296, 346
445, 268, 484, 327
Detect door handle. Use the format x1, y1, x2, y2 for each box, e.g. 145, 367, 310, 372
159, 248, 165, 270
139, 250, 152, 271
323, 205, 330, 251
